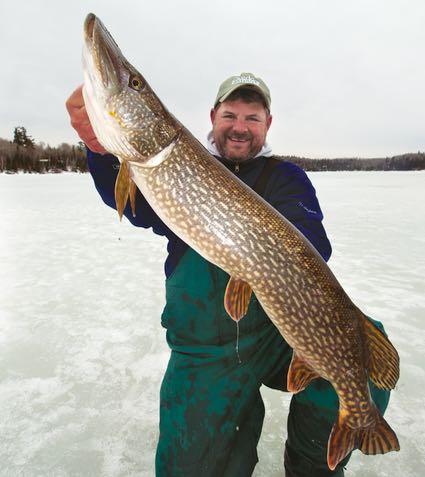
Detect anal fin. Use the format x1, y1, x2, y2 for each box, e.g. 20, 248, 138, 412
287, 352, 320, 393
224, 277, 253, 322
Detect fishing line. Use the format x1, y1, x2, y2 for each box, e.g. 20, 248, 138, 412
235, 321, 242, 364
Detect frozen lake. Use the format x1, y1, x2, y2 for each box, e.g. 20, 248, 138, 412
1, 171, 424, 476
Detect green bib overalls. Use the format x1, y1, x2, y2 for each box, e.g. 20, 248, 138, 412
155, 248, 390, 476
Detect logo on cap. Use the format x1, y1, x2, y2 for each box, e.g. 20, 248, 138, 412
231, 75, 260, 86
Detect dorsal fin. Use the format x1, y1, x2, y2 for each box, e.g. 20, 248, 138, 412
362, 315, 400, 389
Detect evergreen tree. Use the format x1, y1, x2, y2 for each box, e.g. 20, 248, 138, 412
13, 126, 35, 148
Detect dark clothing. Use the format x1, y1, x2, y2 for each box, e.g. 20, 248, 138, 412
87, 151, 390, 476
157, 247, 389, 477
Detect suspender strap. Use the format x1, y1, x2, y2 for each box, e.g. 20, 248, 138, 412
251, 157, 281, 198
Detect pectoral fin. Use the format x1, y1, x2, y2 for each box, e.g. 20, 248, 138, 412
287, 352, 320, 393
114, 161, 131, 220
129, 180, 137, 217
224, 277, 253, 322
362, 315, 400, 389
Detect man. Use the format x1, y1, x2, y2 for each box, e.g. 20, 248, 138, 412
66, 73, 390, 476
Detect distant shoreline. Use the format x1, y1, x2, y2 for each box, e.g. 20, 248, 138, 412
1, 135, 424, 173
275, 153, 425, 171
2, 169, 424, 175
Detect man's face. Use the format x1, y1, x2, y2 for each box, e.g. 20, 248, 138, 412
210, 99, 272, 162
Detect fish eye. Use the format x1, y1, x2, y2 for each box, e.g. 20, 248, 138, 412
129, 75, 144, 91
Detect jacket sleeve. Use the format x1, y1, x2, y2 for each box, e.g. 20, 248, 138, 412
266, 162, 332, 262
87, 149, 172, 237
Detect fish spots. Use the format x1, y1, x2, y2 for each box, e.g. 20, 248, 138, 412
292, 295, 301, 309
323, 314, 332, 325
343, 359, 353, 369
132, 134, 382, 445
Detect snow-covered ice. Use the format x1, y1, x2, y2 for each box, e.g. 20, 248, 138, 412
1, 171, 424, 476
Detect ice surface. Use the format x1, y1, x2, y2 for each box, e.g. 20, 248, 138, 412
1, 171, 424, 476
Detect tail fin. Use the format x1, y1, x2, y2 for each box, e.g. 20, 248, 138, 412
359, 406, 400, 456
327, 406, 400, 471
327, 410, 360, 471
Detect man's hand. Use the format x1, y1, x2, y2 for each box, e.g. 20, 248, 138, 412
65, 85, 107, 154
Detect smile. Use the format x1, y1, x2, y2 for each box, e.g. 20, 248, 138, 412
228, 137, 250, 143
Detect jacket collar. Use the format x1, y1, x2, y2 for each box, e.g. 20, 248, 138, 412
217, 155, 268, 175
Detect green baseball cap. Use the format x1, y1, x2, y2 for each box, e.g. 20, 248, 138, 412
214, 72, 271, 109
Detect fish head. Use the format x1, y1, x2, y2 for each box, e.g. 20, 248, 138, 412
82, 13, 179, 163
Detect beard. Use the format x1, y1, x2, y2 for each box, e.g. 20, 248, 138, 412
216, 132, 262, 162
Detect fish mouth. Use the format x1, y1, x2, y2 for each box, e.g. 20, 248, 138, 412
83, 13, 122, 91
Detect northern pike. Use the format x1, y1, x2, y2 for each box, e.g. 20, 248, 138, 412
81, 13, 400, 470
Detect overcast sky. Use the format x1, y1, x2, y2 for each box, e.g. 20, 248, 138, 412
1, 0, 424, 157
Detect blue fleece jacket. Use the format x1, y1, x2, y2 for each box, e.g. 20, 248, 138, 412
87, 150, 332, 276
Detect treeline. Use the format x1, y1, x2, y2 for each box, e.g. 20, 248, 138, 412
1, 129, 424, 173
0, 133, 88, 173
278, 152, 425, 171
